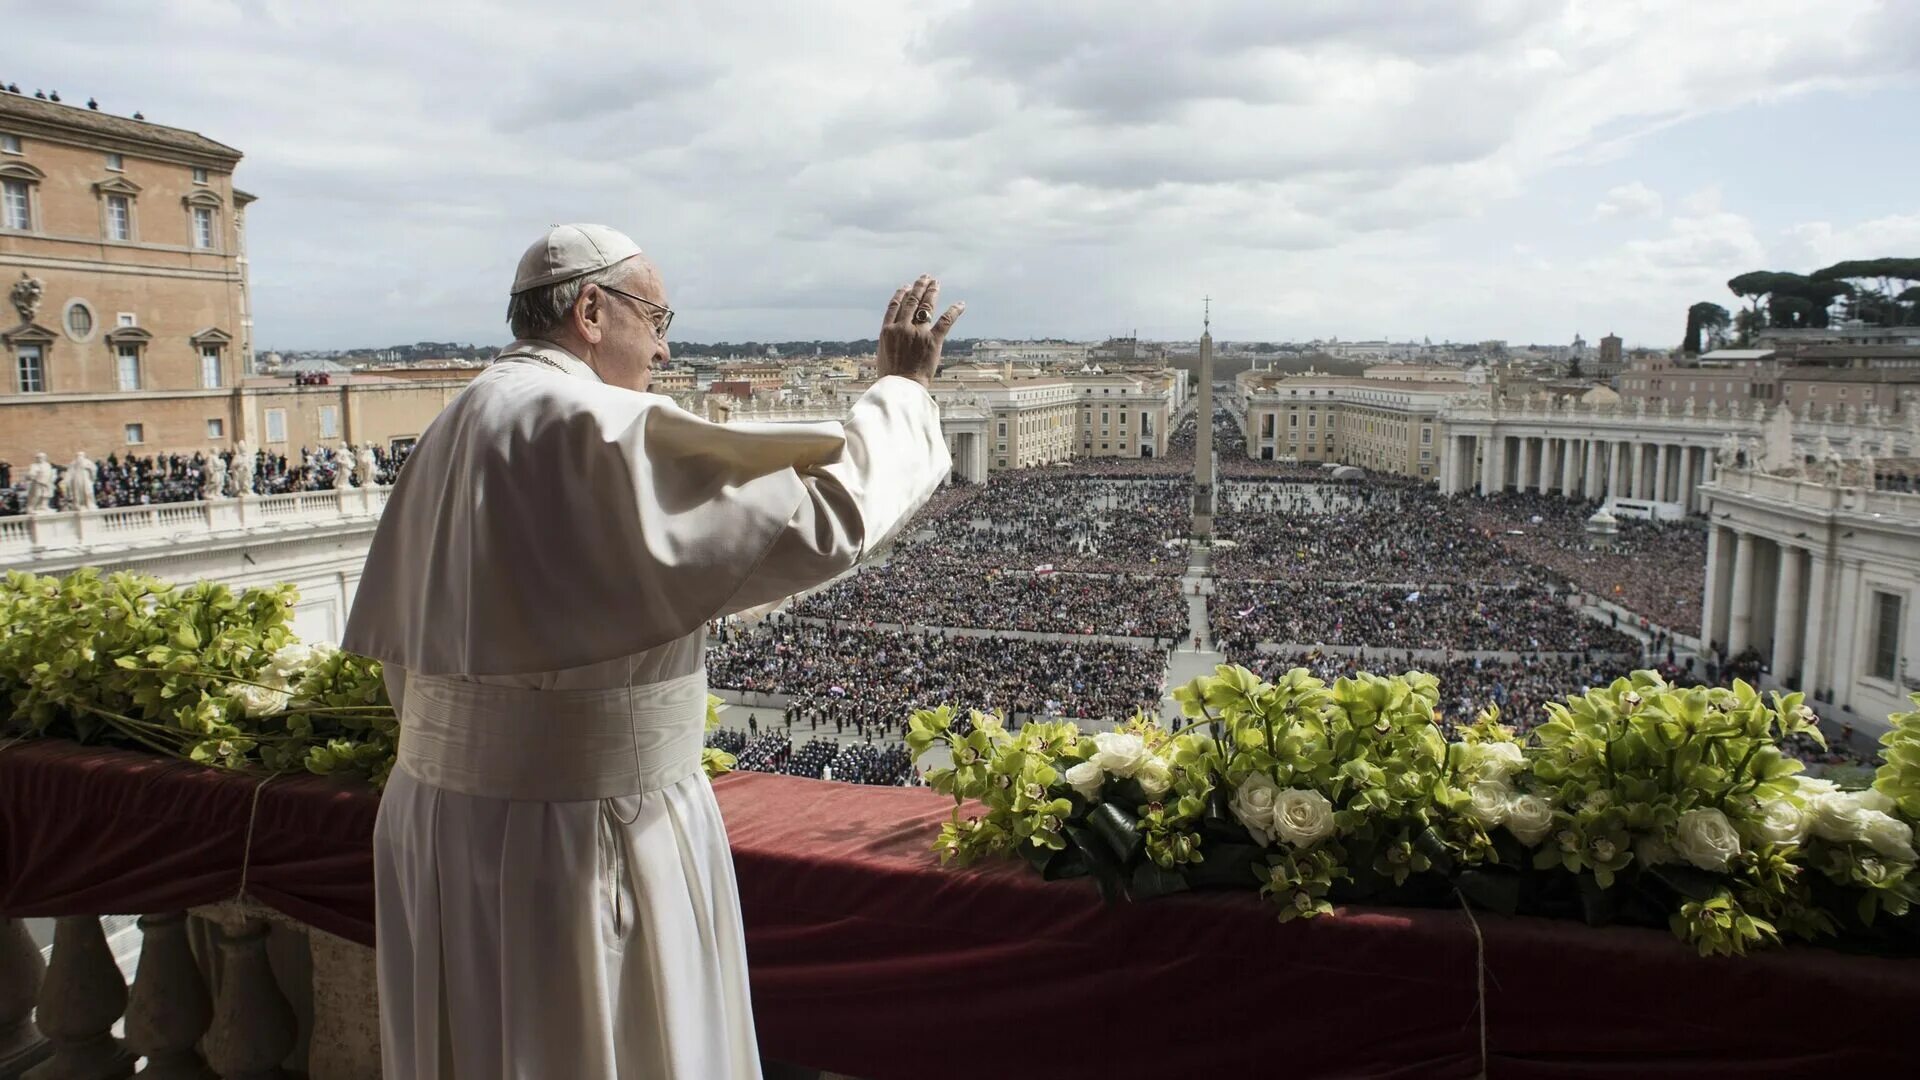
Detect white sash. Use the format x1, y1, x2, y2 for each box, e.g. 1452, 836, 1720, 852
396, 670, 708, 801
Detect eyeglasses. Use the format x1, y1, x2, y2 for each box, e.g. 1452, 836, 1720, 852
596, 283, 674, 337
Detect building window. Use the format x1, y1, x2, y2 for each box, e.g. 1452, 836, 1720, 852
193, 206, 215, 249
106, 194, 131, 241
1871, 592, 1903, 681
125, 423, 145, 445
115, 345, 142, 391
15, 344, 45, 393
106, 152, 124, 171
64, 302, 94, 341
200, 346, 222, 388
319, 405, 341, 439
192, 166, 209, 185
265, 408, 287, 443
2, 180, 28, 229
0, 134, 20, 154
207, 418, 225, 439
117, 312, 136, 328
997, 422, 1006, 437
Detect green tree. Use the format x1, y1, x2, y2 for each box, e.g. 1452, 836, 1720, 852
1809, 258, 1920, 326
1684, 302, 1731, 355
1726, 271, 1847, 331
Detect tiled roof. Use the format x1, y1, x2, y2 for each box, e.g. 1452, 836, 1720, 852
0, 92, 240, 162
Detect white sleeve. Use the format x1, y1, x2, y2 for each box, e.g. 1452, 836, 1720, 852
718, 376, 951, 614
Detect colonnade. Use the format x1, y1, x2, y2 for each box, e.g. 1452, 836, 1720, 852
1440, 432, 1713, 510
1700, 524, 1833, 692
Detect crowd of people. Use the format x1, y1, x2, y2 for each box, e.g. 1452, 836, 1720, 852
707, 728, 923, 786
789, 559, 1187, 640
1457, 492, 1707, 635
1212, 580, 1644, 656
704, 621, 1167, 729
896, 472, 1190, 575
1212, 483, 1542, 584
0, 444, 413, 514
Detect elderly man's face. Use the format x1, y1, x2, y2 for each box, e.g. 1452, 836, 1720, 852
574, 257, 671, 392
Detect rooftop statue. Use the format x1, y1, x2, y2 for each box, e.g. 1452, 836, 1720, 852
24, 453, 56, 514
64, 451, 97, 511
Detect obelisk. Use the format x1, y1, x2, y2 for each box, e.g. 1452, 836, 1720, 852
1192, 298, 1214, 541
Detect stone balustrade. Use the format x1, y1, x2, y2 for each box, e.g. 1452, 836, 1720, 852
0, 487, 390, 564
2, 906, 378, 1080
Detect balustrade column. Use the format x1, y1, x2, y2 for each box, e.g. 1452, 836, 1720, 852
203, 918, 296, 1080
1, 918, 49, 1076
30, 916, 135, 1079
1728, 531, 1756, 657
124, 913, 214, 1079
1772, 546, 1805, 685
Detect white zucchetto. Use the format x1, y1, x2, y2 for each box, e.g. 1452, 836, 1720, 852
510, 223, 643, 294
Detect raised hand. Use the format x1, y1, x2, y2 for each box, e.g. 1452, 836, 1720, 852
877, 275, 964, 387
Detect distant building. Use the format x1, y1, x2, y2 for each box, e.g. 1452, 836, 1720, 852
2, 92, 257, 461
1237, 368, 1454, 479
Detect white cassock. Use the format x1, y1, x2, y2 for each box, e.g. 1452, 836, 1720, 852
342, 340, 950, 1078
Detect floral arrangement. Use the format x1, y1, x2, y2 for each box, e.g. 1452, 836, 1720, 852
1, 569, 735, 787
908, 664, 1920, 956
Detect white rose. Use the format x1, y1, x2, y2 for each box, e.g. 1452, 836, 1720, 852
232, 677, 290, 718
1464, 781, 1511, 828
1504, 793, 1555, 847
1751, 800, 1810, 847
1229, 773, 1280, 844
1856, 789, 1896, 815
1808, 792, 1870, 844
1673, 807, 1742, 872
1858, 810, 1917, 863
1793, 775, 1840, 799
1472, 741, 1525, 782
1064, 760, 1105, 801
1089, 732, 1149, 778
1270, 787, 1337, 848
267, 642, 314, 680
307, 640, 340, 662
1136, 757, 1173, 799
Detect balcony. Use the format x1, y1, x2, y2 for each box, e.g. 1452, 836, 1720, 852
5, 738, 1919, 1079
0, 487, 389, 566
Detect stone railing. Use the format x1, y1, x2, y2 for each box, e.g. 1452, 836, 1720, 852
1440, 396, 1918, 446
3, 905, 377, 1079
1708, 468, 1920, 518
0, 486, 390, 562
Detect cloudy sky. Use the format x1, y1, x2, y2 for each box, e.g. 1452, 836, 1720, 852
11, 0, 1920, 350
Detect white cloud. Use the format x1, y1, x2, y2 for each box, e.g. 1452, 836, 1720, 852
6, 0, 1917, 347
1595, 181, 1664, 219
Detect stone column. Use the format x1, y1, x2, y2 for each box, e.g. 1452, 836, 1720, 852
1701, 525, 1724, 651
1803, 552, 1831, 696
1773, 546, 1805, 685
31, 915, 135, 1079
1611, 440, 1628, 499
203, 919, 296, 1080
1515, 437, 1533, 491
1728, 531, 1756, 656
1631, 442, 1646, 500
1479, 434, 1497, 496
1830, 560, 1864, 707
1535, 438, 1552, 495
1654, 443, 1670, 502
125, 913, 214, 1080
1584, 439, 1602, 500
1677, 446, 1695, 513
1560, 438, 1579, 496
0, 917, 49, 1076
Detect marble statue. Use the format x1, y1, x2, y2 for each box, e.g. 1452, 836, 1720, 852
1760, 403, 1795, 473
1634, 396, 1647, 418
231, 441, 254, 497
330, 448, 351, 490
202, 452, 228, 499
23, 453, 56, 513
355, 443, 378, 487
9, 272, 43, 323
64, 451, 97, 511
1683, 397, 1696, 417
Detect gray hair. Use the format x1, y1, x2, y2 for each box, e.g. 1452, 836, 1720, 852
505, 262, 633, 341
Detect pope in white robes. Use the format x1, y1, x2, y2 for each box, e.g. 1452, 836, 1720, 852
343, 224, 962, 1078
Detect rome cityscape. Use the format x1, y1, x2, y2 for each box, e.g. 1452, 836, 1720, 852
3, 3, 1920, 1078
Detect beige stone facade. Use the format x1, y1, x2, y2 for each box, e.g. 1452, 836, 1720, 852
2, 93, 254, 460
1238, 370, 1452, 480
1066, 371, 1172, 459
